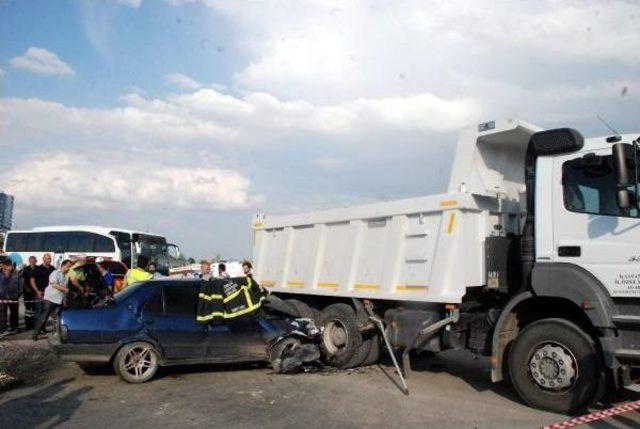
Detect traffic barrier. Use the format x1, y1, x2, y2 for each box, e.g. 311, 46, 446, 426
543, 400, 640, 429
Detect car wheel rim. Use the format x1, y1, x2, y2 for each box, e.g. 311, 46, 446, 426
323, 320, 348, 355
528, 341, 578, 392
123, 345, 156, 379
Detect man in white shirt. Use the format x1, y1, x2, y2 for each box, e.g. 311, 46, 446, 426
33, 259, 73, 341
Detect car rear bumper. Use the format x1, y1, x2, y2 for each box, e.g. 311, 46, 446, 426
49, 334, 119, 363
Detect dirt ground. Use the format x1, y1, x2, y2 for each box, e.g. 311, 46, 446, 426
2, 336, 640, 429
0, 339, 57, 391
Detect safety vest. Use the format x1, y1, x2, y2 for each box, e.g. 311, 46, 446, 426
125, 267, 152, 287
197, 277, 267, 323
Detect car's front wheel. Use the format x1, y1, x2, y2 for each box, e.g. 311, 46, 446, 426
114, 342, 160, 384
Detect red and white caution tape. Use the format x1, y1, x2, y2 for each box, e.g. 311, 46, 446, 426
543, 399, 640, 429
0, 299, 42, 304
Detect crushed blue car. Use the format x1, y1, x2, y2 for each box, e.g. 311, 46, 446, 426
49, 280, 321, 383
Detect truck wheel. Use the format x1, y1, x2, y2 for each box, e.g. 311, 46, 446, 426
508, 318, 604, 414
321, 303, 363, 368
361, 332, 381, 366
114, 342, 160, 384
345, 335, 373, 368
285, 299, 318, 322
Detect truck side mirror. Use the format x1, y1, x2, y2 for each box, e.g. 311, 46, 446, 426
613, 142, 631, 209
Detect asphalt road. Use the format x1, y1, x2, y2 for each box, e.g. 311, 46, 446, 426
6, 345, 636, 429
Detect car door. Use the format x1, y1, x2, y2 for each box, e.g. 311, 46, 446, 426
205, 315, 268, 362
552, 149, 640, 297
142, 283, 207, 361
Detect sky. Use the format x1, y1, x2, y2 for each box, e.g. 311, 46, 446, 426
0, 0, 639, 259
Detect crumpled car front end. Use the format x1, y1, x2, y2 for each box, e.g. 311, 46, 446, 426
257, 312, 322, 374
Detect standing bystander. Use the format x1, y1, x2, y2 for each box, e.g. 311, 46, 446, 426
218, 263, 230, 279
23, 255, 39, 330
242, 261, 253, 279
0, 259, 21, 336
146, 262, 164, 279
33, 259, 73, 341
31, 253, 55, 333
197, 260, 213, 280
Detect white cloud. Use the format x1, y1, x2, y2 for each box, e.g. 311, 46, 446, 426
164, 73, 203, 90
0, 89, 480, 154
312, 156, 348, 173
9, 47, 75, 76
205, 0, 640, 107
117, 0, 142, 7
1, 154, 252, 211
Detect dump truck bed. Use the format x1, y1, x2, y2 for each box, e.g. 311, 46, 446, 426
253, 192, 504, 303
253, 119, 540, 303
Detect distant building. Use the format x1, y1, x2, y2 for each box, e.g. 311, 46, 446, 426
0, 192, 14, 231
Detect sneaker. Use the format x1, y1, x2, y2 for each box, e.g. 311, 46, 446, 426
7, 329, 17, 335
0, 331, 9, 338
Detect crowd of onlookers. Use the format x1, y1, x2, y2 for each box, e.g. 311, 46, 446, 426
0, 253, 254, 340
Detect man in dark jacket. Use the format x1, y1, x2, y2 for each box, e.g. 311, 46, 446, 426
0, 259, 22, 335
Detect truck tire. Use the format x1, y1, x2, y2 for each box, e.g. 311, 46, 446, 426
346, 334, 373, 368
285, 299, 317, 321
114, 342, 160, 384
321, 303, 363, 368
508, 318, 604, 414
361, 332, 380, 366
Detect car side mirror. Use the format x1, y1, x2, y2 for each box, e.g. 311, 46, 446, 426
613, 143, 631, 209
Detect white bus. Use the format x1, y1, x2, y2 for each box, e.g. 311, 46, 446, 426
3, 225, 183, 273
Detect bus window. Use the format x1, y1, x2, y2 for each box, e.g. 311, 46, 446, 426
94, 234, 116, 252
67, 231, 95, 252
26, 233, 44, 252
5, 232, 27, 251
44, 232, 68, 253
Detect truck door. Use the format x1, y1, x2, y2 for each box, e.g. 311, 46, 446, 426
552, 149, 640, 297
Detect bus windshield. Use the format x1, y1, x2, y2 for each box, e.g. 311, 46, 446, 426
135, 233, 175, 272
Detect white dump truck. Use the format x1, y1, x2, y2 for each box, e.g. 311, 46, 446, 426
252, 118, 640, 413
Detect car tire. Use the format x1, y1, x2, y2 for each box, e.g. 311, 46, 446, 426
114, 342, 160, 384
508, 318, 604, 414
269, 337, 302, 374
285, 299, 317, 321
320, 303, 363, 369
